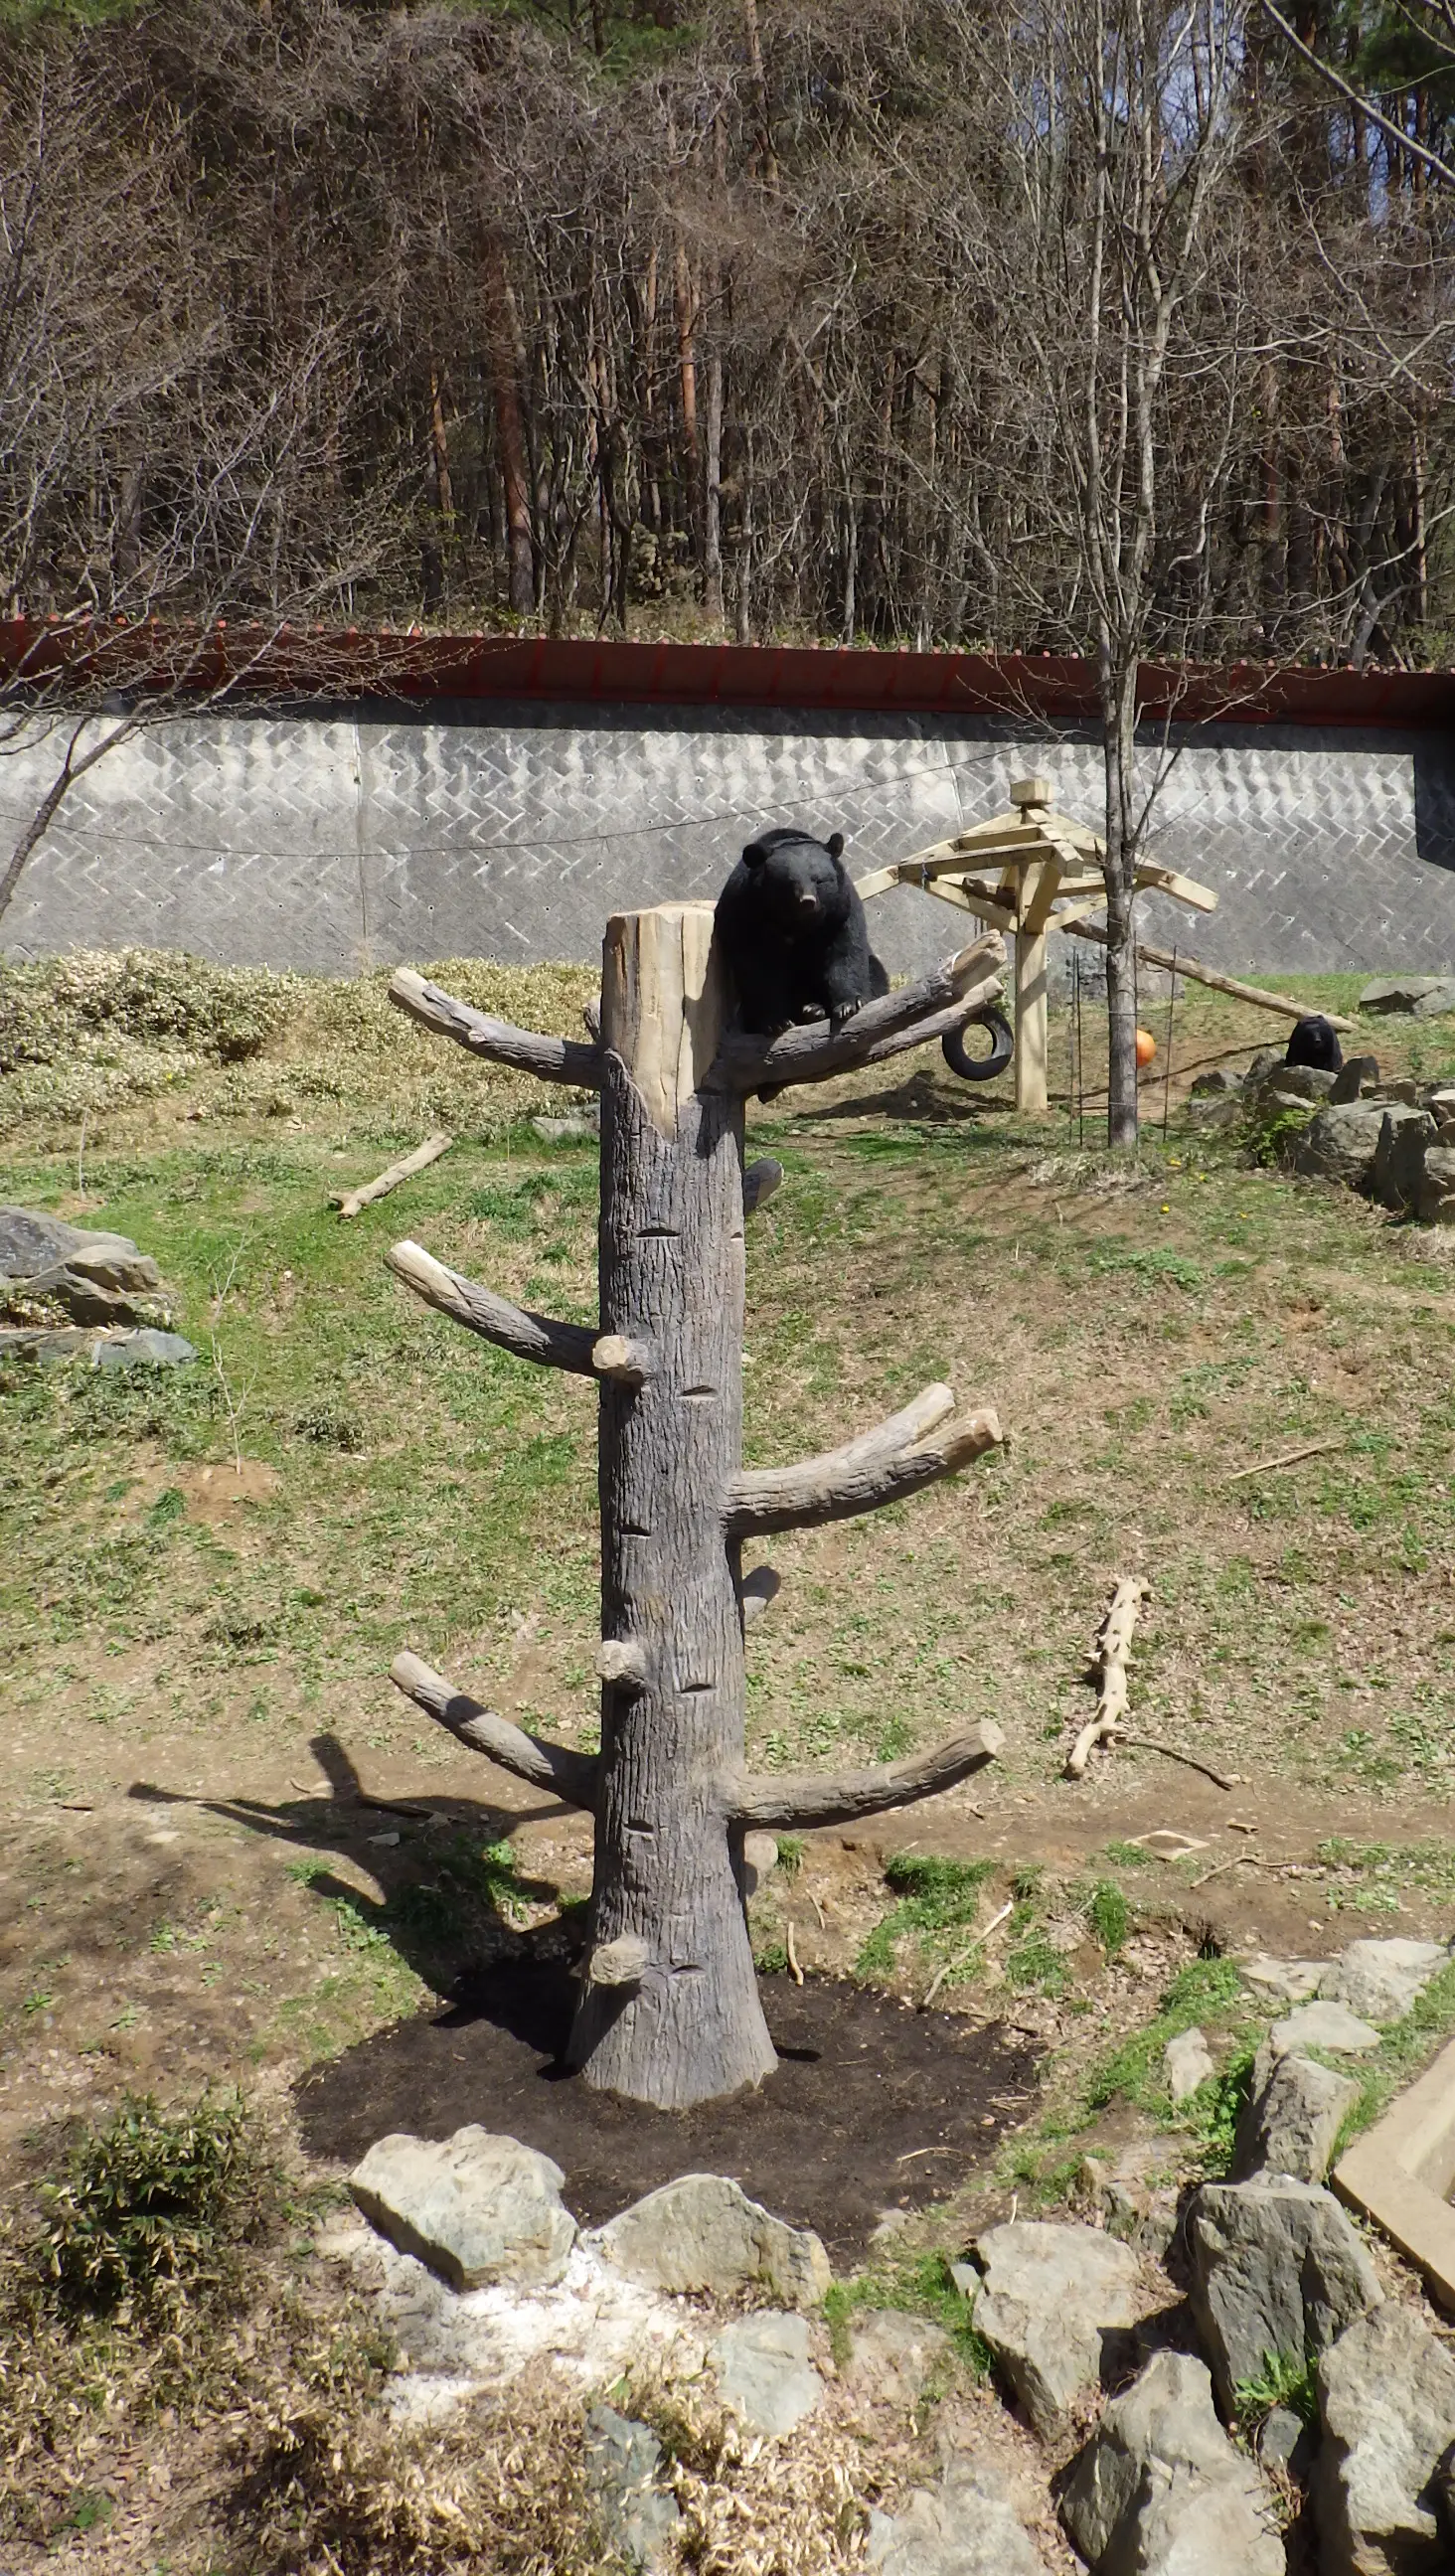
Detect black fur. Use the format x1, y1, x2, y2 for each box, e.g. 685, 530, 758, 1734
714, 827, 889, 1034
1285, 1014, 1344, 1074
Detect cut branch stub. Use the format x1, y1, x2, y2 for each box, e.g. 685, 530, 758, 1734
389, 966, 603, 1089
725, 1717, 1004, 1831
742, 1158, 783, 1216
592, 1332, 657, 1385
387, 1239, 597, 1375
711, 933, 1006, 1094
391, 1651, 598, 1810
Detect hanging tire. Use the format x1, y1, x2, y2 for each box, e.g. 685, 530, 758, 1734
941, 1008, 1014, 1083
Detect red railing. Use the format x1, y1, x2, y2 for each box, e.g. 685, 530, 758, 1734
1, 621, 1450, 729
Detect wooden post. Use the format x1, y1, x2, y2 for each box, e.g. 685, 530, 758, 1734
381, 915, 1012, 2111
1010, 777, 1054, 1116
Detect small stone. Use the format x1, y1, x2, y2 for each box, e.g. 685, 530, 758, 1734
967, 2220, 1142, 2440
1416, 1146, 1455, 1224
1165, 2025, 1215, 2103
844, 2309, 955, 2406
1293, 1101, 1388, 1191
869, 2450, 1049, 2575
1321, 1939, 1451, 2024
1188, 2177, 1381, 2415
584, 2404, 680, 2572
1317, 2302, 1455, 2575
1190, 1067, 1243, 1096
1234, 2048, 1361, 2184
587, 2174, 830, 2309
1259, 2403, 1318, 2480
1061, 2349, 1282, 2576
350, 2127, 575, 2291
1239, 1955, 1330, 2006
708, 2312, 821, 2436
1269, 2001, 1380, 2058
91, 1328, 198, 1368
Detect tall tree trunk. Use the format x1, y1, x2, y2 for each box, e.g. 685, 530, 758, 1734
483, 232, 535, 616
1102, 662, 1140, 1152
567, 909, 774, 2105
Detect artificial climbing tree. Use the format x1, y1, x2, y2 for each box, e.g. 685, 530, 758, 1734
386, 903, 1008, 2110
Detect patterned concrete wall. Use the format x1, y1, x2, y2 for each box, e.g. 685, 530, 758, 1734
3, 699, 1453, 979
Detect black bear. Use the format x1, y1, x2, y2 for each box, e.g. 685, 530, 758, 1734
1285, 1014, 1344, 1074
715, 827, 889, 1034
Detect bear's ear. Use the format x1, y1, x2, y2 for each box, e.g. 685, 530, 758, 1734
740, 840, 768, 871
826, 832, 845, 860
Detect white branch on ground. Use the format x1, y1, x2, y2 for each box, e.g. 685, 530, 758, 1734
1065, 1577, 1151, 1778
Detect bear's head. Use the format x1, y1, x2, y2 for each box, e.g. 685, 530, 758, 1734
739, 828, 847, 933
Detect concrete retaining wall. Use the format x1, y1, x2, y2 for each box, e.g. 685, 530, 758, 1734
3, 700, 1453, 979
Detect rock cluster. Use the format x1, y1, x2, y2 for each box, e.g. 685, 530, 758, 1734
340, 1923, 1455, 2576
1189, 1040, 1455, 1220
0, 1205, 195, 1365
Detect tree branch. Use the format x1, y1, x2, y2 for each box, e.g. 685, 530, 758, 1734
726, 1390, 1003, 1535
387, 1239, 598, 1373
723, 1717, 1004, 1830
710, 936, 1006, 1093
389, 968, 604, 1089
391, 1651, 598, 1811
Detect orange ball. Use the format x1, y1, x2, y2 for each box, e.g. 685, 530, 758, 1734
1134, 1028, 1157, 1066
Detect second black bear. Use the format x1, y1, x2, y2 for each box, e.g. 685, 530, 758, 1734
715, 827, 889, 1033
1285, 1014, 1344, 1074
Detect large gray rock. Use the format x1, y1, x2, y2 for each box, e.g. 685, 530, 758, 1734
1252, 1061, 1338, 1105
1294, 1100, 1387, 1190
707, 2312, 822, 2436
868, 2451, 1050, 2575
583, 2404, 680, 2572
845, 2308, 956, 2406
1372, 1106, 1436, 1211
1321, 1938, 1451, 2024
1234, 2047, 1360, 2184
1416, 1145, 1455, 1224
1268, 2000, 1380, 2058
1061, 2350, 1283, 2576
587, 2174, 830, 2309
1317, 2303, 1455, 2574
967, 2220, 1142, 2439
350, 2127, 575, 2291
0, 1206, 166, 1325
1359, 976, 1455, 1017
1188, 2177, 1381, 2414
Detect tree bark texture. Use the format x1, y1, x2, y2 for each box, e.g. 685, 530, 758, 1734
568, 904, 777, 2105
385, 910, 1010, 2111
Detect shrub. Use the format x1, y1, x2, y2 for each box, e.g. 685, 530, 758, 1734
35, 2090, 272, 2321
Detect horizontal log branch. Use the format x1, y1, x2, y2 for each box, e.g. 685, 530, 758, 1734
710, 935, 1006, 1093
851, 976, 1007, 1071
726, 1391, 1003, 1535
1064, 923, 1356, 1030
723, 1716, 1004, 1830
388, 1239, 598, 1374
389, 967, 605, 1087
391, 1651, 599, 1811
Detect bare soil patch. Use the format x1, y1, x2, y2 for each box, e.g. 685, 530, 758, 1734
295, 1964, 1040, 2262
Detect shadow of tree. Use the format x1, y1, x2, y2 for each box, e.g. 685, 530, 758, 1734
128, 1731, 587, 2016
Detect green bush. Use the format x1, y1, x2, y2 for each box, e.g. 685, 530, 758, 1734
36, 2090, 271, 2320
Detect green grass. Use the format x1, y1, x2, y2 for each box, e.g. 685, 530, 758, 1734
1232, 2348, 1320, 2433
855, 1853, 996, 1983
824, 2250, 993, 2379
1081, 1957, 1251, 2122
33, 2091, 273, 2322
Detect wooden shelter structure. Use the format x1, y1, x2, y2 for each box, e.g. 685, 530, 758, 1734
856, 776, 1219, 1114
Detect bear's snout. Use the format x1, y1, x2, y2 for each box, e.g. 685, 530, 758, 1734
795, 889, 820, 914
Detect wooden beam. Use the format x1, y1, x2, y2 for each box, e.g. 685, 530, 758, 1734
1065, 922, 1356, 1029
1131, 861, 1218, 914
